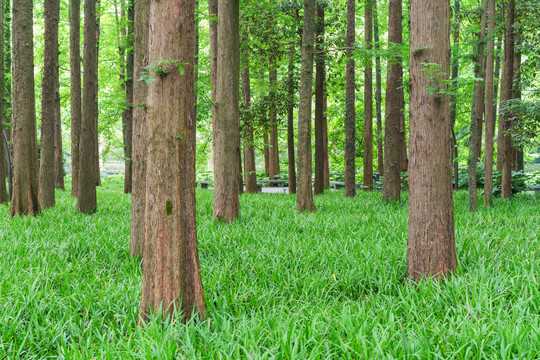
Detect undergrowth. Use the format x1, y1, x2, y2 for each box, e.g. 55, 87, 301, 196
1, 178, 539, 359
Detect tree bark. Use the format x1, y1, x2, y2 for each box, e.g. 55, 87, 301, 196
69, 0, 81, 198
287, 48, 297, 194
322, 88, 329, 188
344, 0, 355, 198
124, 1, 134, 194
139, 0, 206, 323
512, 48, 523, 172
130, 0, 149, 257
241, 56, 257, 193
363, 0, 373, 191
297, 0, 316, 212
3, 0, 12, 147
407, 0, 456, 279
54, 66, 64, 190
268, 68, 279, 181
0, 0, 5, 204
77, 0, 98, 213
382, 0, 403, 202
10, 0, 40, 216
213, 0, 240, 222
483, 0, 496, 206
450, 0, 460, 191
208, 0, 217, 126
373, 0, 383, 177
94, 5, 101, 187
314, 3, 325, 195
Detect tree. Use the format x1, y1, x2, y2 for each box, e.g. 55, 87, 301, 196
54, 71, 64, 190
124, 1, 134, 194
0, 0, 5, 204
241, 35, 257, 194
139, 0, 206, 322
70, 0, 81, 198
382, 0, 404, 202
213, 0, 241, 222
287, 45, 297, 194
10, 0, 40, 216
363, 0, 373, 192
373, 0, 383, 177
39, 0, 60, 208
130, 0, 149, 257
344, 0, 356, 198
78, 0, 98, 213
407, 0, 457, 279
314, 3, 325, 195
268, 67, 280, 181
483, 0, 496, 206
450, 0, 460, 190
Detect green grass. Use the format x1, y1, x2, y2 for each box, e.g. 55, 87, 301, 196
1, 179, 540, 359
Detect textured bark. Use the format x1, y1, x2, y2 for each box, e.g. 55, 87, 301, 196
10, 0, 40, 216
208, 0, 217, 123
130, 0, 149, 257
512, 50, 522, 171
297, 0, 316, 212
483, 0, 496, 206
38, 0, 60, 208
0, 0, 5, 204
373, 0, 383, 177
382, 0, 403, 202
363, 0, 373, 191
287, 49, 297, 194
493, 38, 501, 135
69, 0, 81, 198
94, 6, 101, 187
268, 68, 279, 181
3, 0, 11, 146
344, 0, 355, 198
241, 61, 257, 193
213, 0, 240, 222
77, 0, 98, 213
139, 0, 206, 323
314, 4, 324, 195
407, 0, 456, 279
450, 0, 460, 191
500, 0, 514, 199
124, 2, 134, 194
263, 132, 269, 174
54, 68, 64, 190
322, 89, 329, 188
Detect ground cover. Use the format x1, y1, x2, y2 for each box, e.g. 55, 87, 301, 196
1, 178, 540, 359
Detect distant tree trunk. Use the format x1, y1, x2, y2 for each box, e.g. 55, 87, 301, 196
483, 0, 496, 206
241, 53, 257, 193
373, 0, 383, 177
344, 0, 356, 198
38, 0, 60, 208
124, 2, 134, 194
213, 0, 240, 222
500, 0, 514, 199
10, 0, 40, 216
363, 0, 373, 191
139, 0, 206, 323
314, 3, 325, 195
493, 38, 501, 135
322, 88, 329, 188
77, 0, 98, 213
407, 0, 456, 279
208, 0, 217, 127
287, 49, 297, 194
450, 0, 460, 191
54, 69, 64, 190
130, 0, 149, 257
268, 68, 279, 181
512, 47, 523, 171
69, 0, 81, 198
297, 0, 316, 212
382, 0, 403, 202
0, 0, 5, 204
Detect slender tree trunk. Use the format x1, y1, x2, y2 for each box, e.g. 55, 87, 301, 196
241, 58, 257, 193
363, 0, 373, 191
297, 0, 316, 212
0, 0, 5, 204
268, 68, 279, 181
287, 48, 297, 194
54, 68, 64, 190
493, 38, 502, 136
314, 3, 325, 195
373, 0, 383, 177
139, 0, 206, 323
3, 0, 12, 147
213, 0, 240, 222
382, 0, 403, 202
70, 0, 81, 198
344, 0, 356, 198
407, 0, 456, 279
124, 2, 134, 193
130, 0, 149, 257
77, 0, 98, 213
39, 0, 60, 208
322, 88, 329, 188
450, 0, 460, 191
500, 0, 514, 199
483, 0, 496, 206
512, 47, 523, 171
208, 0, 217, 130
94, 5, 101, 187
10, 0, 40, 216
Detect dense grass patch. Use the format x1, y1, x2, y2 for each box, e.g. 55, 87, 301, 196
1, 179, 539, 359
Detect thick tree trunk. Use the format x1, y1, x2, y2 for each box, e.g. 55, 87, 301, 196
297, 0, 316, 212
69, 0, 81, 198
10, 0, 40, 216
213, 0, 240, 222
3, 0, 12, 147
0, 0, 5, 204
77, 0, 98, 213
363, 0, 373, 191
241, 64, 257, 194
344, 0, 355, 198
483, 0, 496, 206
39, 0, 60, 208
314, 4, 325, 195
382, 0, 403, 202
94, 7, 101, 187
407, 0, 456, 279
130, 0, 149, 257
287, 49, 297, 194
139, 0, 206, 323
54, 71, 64, 190
450, 0, 460, 191
373, 0, 383, 177
268, 68, 279, 181
124, 2, 134, 194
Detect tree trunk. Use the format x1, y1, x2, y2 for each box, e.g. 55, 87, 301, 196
208, 0, 217, 130
450, 0, 460, 191
500, 0, 514, 199
139, 0, 206, 323
297, 0, 316, 212
124, 2, 134, 194
130, 0, 149, 257
322, 88, 329, 188
10, 0, 40, 216
363, 0, 373, 191
69, 0, 81, 198
373, 0, 383, 177
268, 68, 279, 181
3, 0, 12, 147
344, 0, 355, 198
77, 0, 98, 213
213, 0, 240, 222
94, 5, 101, 187
492, 38, 502, 135
314, 3, 325, 195
0, 0, 5, 204
287, 48, 297, 194
407, 0, 456, 279
483, 0, 496, 206
241, 60, 257, 193
39, 0, 60, 208
54, 68, 64, 190
382, 0, 403, 202
512, 48, 523, 171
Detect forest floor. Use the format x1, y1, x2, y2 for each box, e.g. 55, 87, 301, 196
1, 178, 540, 359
